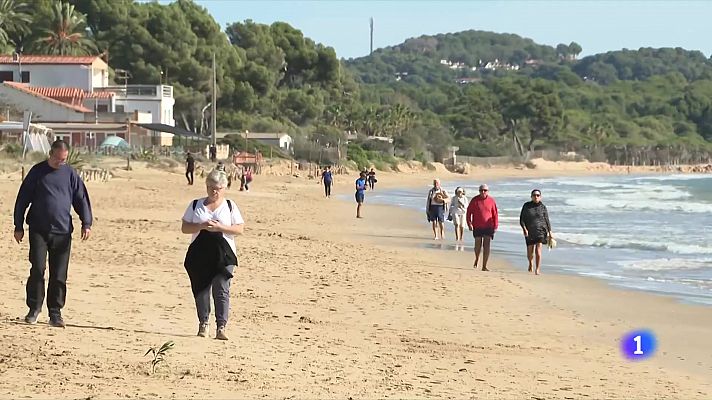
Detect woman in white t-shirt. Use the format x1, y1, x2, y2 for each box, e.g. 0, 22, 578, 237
181, 169, 244, 340
448, 187, 469, 242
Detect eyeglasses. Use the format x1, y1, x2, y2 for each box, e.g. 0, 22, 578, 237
207, 186, 225, 192
480, 189, 488, 192
532, 193, 541, 197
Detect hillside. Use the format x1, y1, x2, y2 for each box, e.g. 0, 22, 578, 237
347, 30, 563, 85
1, 1, 712, 166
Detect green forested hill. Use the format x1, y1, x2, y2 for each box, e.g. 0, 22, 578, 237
1, 0, 711, 165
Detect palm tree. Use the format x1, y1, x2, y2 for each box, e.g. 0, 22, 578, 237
30, 2, 97, 56
0, 0, 31, 51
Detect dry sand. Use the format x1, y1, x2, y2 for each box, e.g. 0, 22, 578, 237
0, 161, 710, 399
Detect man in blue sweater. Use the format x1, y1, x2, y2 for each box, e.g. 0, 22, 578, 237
13, 140, 93, 328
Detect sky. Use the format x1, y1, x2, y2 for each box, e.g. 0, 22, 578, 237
181, 1, 712, 59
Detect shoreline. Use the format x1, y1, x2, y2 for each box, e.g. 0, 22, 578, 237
0, 163, 710, 398
357, 171, 712, 308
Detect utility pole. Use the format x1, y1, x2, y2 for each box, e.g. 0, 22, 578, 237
369, 17, 374, 55
211, 53, 217, 146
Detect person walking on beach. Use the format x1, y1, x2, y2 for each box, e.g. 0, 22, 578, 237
448, 187, 468, 242
182, 169, 245, 340
367, 168, 377, 190
519, 189, 553, 275
426, 179, 449, 240
466, 184, 498, 271
355, 171, 368, 218
320, 166, 333, 198
13, 139, 93, 327
185, 152, 195, 185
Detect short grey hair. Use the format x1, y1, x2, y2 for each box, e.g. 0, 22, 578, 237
206, 169, 228, 188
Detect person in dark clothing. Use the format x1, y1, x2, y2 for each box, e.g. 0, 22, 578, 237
367, 168, 377, 190
209, 145, 217, 162
182, 169, 244, 340
185, 152, 195, 185
320, 166, 333, 198
13, 140, 93, 328
519, 189, 553, 275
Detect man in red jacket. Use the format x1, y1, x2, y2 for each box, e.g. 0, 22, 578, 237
466, 184, 498, 271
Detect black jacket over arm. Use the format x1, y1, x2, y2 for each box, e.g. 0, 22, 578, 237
184, 230, 238, 297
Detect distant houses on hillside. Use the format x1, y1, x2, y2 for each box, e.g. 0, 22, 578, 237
439, 58, 523, 71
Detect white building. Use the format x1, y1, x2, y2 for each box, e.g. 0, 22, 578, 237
94, 85, 175, 126
218, 131, 293, 151
0, 54, 109, 91
0, 55, 175, 126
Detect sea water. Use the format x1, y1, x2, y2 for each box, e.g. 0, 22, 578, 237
363, 174, 712, 306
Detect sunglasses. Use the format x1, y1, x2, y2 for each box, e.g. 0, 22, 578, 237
479, 189, 488, 192
532, 193, 541, 197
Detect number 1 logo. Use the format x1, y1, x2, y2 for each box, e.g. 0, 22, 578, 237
621, 330, 657, 360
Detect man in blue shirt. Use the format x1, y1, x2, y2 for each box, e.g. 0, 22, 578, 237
355, 171, 367, 218
13, 140, 93, 328
320, 166, 333, 198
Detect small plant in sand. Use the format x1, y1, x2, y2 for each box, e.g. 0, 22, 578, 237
144, 340, 175, 374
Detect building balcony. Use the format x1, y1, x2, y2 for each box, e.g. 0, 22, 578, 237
94, 84, 173, 99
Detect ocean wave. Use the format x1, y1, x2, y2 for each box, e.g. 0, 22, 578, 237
564, 197, 712, 213
616, 258, 712, 271
633, 174, 712, 182
556, 232, 712, 255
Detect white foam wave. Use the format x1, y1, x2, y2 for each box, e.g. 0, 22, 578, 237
564, 197, 712, 213
616, 258, 712, 272
634, 174, 712, 182
556, 232, 712, 255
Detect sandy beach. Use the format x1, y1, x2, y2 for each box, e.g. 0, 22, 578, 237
0, 161, 711, 399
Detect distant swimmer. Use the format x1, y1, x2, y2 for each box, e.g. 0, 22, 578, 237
426, 179, 449, 240
466, 184, 498, 271
355, 171, 367, 218
519, 189, 553, 275
448, 187, 469, 242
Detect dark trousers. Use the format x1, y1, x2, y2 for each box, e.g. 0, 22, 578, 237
368, 178, 375, 190
26, 230, 72, 315
186, 169, 194, 185
324, 182, 332, 197
195, 265, 234, 327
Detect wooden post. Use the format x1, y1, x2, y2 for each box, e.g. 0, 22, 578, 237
290, 158, 293, 176
21, 165, 25, 181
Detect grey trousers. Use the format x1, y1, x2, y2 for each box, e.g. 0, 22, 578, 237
195, 265, 234, 327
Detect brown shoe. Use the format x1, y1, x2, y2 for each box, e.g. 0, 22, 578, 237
215, 326, 229, 341
197, 323, 209, 337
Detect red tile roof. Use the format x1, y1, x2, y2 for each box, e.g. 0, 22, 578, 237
3, 82, 91, 112
29, 87, 85, 99
0, 55, 103, 65
26, 86, 114, 100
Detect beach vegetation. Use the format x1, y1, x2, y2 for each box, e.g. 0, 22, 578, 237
6, 2, 711, 165
144, 340, 174, 375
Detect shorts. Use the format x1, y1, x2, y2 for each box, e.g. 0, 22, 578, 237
355, 192, 365, 203
525, 231, 548, 246
428, 205, 445, 223
452, 214, 465, 226
473, 227, 495, 239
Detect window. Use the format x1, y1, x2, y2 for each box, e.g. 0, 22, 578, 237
97, 105, 108, 112
0, 71, 13, 82
54, 134, 71, 145
21, 71, 30, 83
116, 105, 124, 113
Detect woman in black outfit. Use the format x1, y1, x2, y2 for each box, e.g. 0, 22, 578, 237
519, 189, 553, 275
